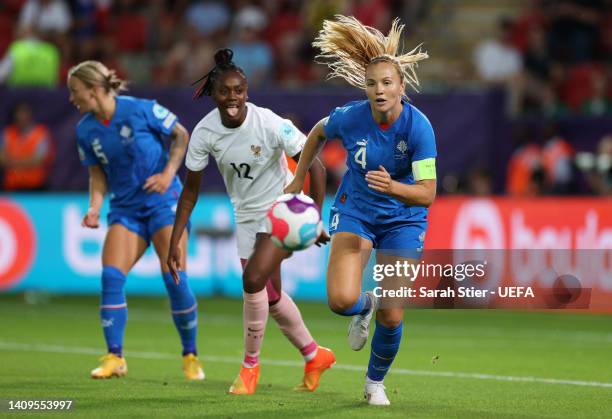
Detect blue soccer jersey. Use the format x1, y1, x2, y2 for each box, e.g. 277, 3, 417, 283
324, 100, 436, 225
76, 95, 182, 211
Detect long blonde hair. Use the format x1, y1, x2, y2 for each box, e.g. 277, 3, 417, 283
68, 60, 128, 95
313, 15, 428, 93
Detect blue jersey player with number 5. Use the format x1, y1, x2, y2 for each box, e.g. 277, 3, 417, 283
68, 60, 204, 381
286, 16, 436, 406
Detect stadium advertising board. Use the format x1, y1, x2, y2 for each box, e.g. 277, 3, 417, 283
1, 195, 609, 310
0, 195, 328, 299
425, 198, 611, 311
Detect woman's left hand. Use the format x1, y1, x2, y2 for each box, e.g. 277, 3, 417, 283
315, 230, 330, 247
365, 165, 395, 195
143, 171, 173, 194
167, 245, 182, 285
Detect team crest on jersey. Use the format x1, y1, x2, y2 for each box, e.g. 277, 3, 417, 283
250, 145, 263, 161
395, 138, 408, 160
120, 125, 132, 138
119, 125, 133, 145
397, 140, 407, 154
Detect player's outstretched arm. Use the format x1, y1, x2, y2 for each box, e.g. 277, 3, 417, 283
143, 122, 190, 194
167, 168, 202, 284
290, 151, 330, 246
285, 117, 328, 194
290, 152, 326, 211
82, 165, 106, 228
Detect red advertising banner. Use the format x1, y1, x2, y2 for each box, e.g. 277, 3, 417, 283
0, 199, 36, 291
424, 198, 612, 312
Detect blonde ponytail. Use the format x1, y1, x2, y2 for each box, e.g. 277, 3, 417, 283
68, 60, 128, 95
313, 15, 428, 92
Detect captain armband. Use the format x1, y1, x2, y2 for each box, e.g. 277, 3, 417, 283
412, 158, 436, 181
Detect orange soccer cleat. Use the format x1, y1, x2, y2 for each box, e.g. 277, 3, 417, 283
294, 346, 336, 392
228, 364, 260, 395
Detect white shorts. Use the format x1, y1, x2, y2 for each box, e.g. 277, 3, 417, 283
236, 214, 269, 259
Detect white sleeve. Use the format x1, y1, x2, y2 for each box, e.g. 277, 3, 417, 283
269, 113, 306, 157
185, 127, 210, 171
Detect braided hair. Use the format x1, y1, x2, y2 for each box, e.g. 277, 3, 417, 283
192, 49, 247, 99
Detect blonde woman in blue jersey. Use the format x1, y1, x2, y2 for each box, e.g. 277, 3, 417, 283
285, 16, 436, 406
68, 61, 204, 380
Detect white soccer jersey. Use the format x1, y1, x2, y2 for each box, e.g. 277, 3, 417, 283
186, 103, 306, 222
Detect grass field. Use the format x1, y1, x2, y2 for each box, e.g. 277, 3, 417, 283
1, 294, 611, 418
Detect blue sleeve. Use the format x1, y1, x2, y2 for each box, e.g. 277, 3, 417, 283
323, 107, 342, 139
141, 99, 178, 136
410, 108, 437, 161
76, 131, 98, 166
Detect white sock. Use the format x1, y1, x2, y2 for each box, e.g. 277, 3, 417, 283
366, 376, 383, 385
303, 347, 318, 362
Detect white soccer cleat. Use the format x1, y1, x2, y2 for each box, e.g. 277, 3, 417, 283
347, 291, 378, 351
364, 381, 391, 406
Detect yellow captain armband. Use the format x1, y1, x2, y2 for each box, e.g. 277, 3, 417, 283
412, 158, 436, 181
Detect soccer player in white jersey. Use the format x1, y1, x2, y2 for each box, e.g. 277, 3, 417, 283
167, 49, 335, 395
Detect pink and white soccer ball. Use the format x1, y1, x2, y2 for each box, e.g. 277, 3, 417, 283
265, 194, 323, 251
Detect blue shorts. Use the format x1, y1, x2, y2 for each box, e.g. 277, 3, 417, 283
329, 208, 426, 259
108, 202, 190, 246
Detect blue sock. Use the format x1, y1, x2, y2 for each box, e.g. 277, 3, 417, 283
162, 272, 198, 356
333, 292, 372, 316
367, 320, 403, 382
100, 266, 127, 356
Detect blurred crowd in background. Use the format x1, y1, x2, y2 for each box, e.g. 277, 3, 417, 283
0, 0, 610, 196
0, 0, 427, 89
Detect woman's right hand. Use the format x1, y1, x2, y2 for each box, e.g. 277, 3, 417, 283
81, 207, 100, 228
284, 177, 304, 194
167, 246, 182, 285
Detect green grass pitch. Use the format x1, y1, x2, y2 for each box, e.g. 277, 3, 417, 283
0, 294, 611, 418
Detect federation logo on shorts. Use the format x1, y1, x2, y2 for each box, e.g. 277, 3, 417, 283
417, 231, 426, 252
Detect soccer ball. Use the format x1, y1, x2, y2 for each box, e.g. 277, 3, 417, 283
265, 193, 323, 251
